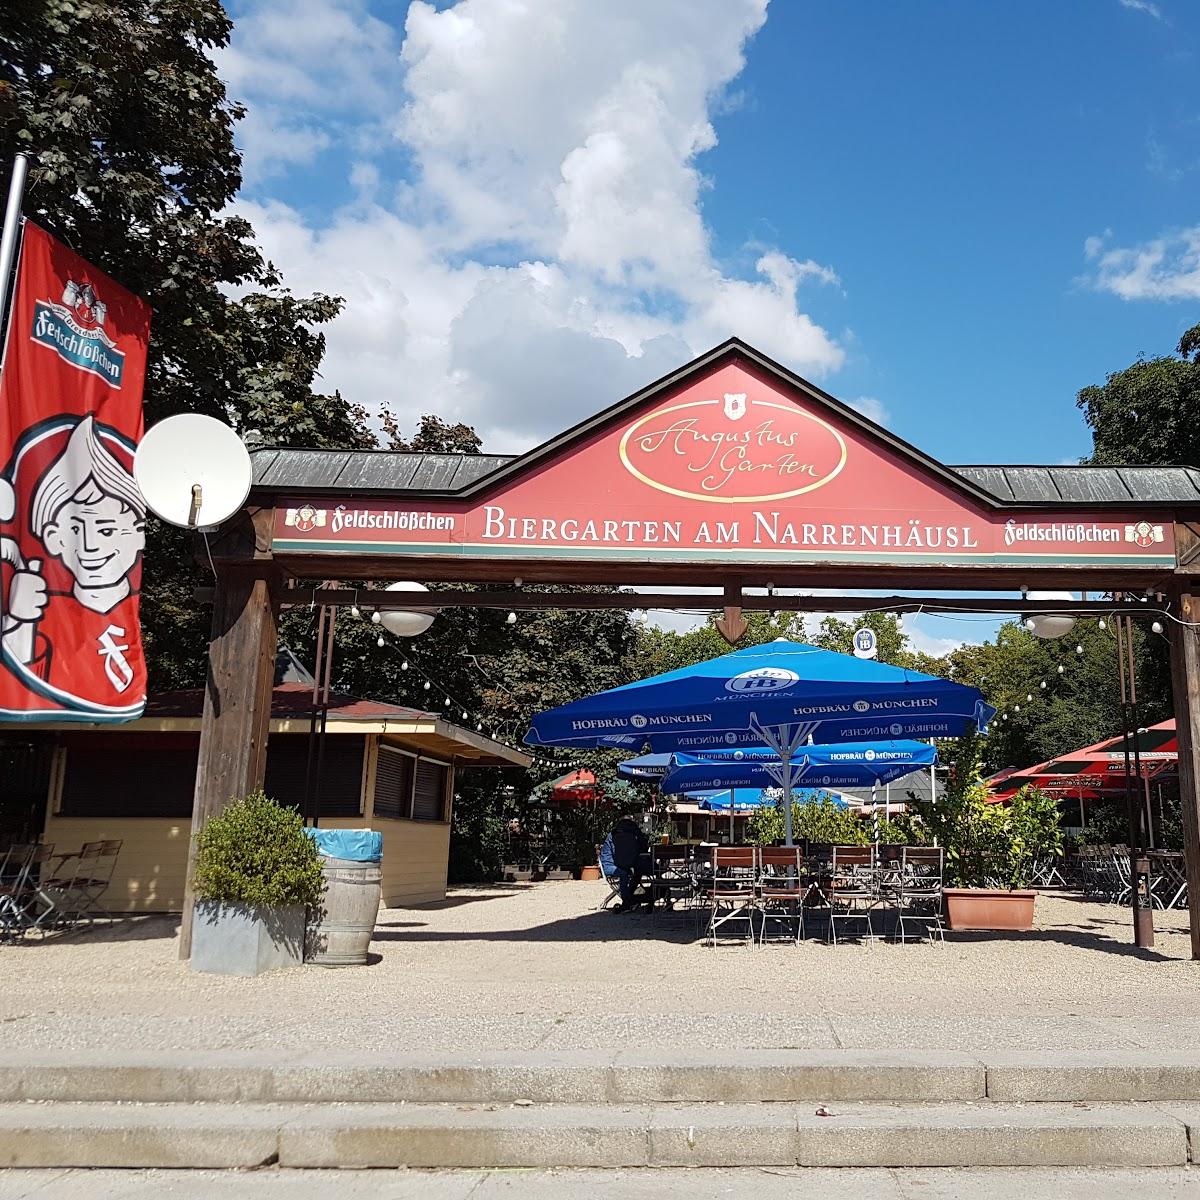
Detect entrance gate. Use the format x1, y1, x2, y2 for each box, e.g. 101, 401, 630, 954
188, 339, 1200, 955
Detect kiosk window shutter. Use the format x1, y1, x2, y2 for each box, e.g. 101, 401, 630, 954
374, 747, 414, 819
412, 759, 448, 822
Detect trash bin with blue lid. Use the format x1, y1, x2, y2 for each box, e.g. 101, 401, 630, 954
304, 829, 383, 967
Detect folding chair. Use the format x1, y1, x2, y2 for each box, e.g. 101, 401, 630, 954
704, 846, 758, 946
893, 846, 945, 944
0, 844, 60, 939
827, 846, 878, 944
757, 845, 806, 945
77, 840, 122, 918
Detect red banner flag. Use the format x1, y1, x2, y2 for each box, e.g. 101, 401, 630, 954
0, 222, 152, 722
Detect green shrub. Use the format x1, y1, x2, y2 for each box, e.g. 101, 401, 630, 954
195, 791, 324, 908
910, 735, 1062, 889
747, 795, 869, 846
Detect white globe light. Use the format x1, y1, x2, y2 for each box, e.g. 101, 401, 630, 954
379, 581, 437, 637
1023, 591, 1077, 639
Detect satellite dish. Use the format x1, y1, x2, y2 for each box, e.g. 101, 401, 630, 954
378, 581, 438, 637
134, 415, 253, 529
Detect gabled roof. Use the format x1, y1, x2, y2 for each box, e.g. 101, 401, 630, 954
27, 683, 530, 768
249, 338, 1200, 509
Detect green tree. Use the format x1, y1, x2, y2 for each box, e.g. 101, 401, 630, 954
381, 412, 483, 454
1, 0, 372, 690
1077, 321, 1200, 467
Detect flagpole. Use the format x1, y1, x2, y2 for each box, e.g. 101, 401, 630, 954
0, 152, 30, 338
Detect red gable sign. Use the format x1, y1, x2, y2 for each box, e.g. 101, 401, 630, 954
273, 350, 1175, 571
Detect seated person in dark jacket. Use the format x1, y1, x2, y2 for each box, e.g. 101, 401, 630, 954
610, 816, 650, 910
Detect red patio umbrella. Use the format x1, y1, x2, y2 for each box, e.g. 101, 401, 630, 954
546, 768, 603, 805
987, 720, 1176, 807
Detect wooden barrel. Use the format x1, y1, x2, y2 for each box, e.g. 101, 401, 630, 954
306, 855, 382, 967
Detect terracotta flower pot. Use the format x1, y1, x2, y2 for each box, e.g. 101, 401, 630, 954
943, 888, 1036, 931
580, 865, 602, 882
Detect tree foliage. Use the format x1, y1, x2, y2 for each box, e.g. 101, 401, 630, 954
0, 0, 371, 690
1077, 320, 1200, 467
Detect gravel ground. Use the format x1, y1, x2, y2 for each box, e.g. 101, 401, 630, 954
1, 883, 1197, 1054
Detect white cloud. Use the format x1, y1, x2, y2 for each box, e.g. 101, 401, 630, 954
1118, 0, 1163, 18
219, 0, 402, 180
847, 396, 889, 427
1082, 225, 1200, 301
226, 0, 847, 450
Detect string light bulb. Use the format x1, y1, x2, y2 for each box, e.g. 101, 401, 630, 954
424, 681, 431, 691
1098, 619, 1106, 631
350, 605, 360, 619
371, 611, 381, 625
1075, 644, 1084, 655
1039, 681, 1047, 689
376, 635, 385, 648
401, 660, 409, 671
1057, 664, 1065, 674
1152, 620, 1164, 634
506, 612, 517, 625
444, 697, 451, 707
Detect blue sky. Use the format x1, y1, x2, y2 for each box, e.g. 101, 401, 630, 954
218, 0, 1199, 648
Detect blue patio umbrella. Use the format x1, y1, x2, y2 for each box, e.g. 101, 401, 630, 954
526, 639, 989, 845
661, 740, 937, 794
690, 788, 779, 810
616, 752, 672, 781
526, 640, 991, 751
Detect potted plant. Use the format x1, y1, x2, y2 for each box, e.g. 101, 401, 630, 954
191, 790, 325, 976
916, 736, 1062, 931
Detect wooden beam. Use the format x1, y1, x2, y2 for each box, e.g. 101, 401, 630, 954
714, 579, 747, 644
180, 506, 280, 960
217, 587, 1170, 617
261, 550, 1176, 593
1167, 588, 1200, 960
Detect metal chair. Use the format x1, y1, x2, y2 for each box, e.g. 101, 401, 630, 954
827, 846, 878, 944
0, 844, 60, 939
704, 846, 758, 946
893, 846, 945, 944
756, 845, 806, 945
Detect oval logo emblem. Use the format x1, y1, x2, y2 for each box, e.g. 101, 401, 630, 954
619, 396, 847, 503
724, 667, 799, 694
630, 714, 647, 729
852, 700, 870, 713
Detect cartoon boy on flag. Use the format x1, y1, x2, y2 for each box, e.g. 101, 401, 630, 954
1, 416, 146, 700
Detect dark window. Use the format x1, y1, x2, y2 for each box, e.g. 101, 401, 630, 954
60, 746, 195, 817
57, 734, 365, 819
374, 747, 414, 819
263, 736, 364, 818
412, 759, 449, 822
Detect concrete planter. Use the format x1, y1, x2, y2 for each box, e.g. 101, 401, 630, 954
191, 901, 305, 976
944, 888, 1036, 931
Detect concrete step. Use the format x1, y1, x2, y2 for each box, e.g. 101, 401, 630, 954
5, 1049, 1200, 1105
7, 1168, 1200, 1200
0, 1100, 1193, 1169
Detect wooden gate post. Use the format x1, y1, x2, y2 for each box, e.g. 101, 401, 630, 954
179, 509, 280, 959
1167, 588, 1200, 960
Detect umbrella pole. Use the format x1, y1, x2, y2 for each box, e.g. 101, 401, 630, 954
731, 787, 736, 844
